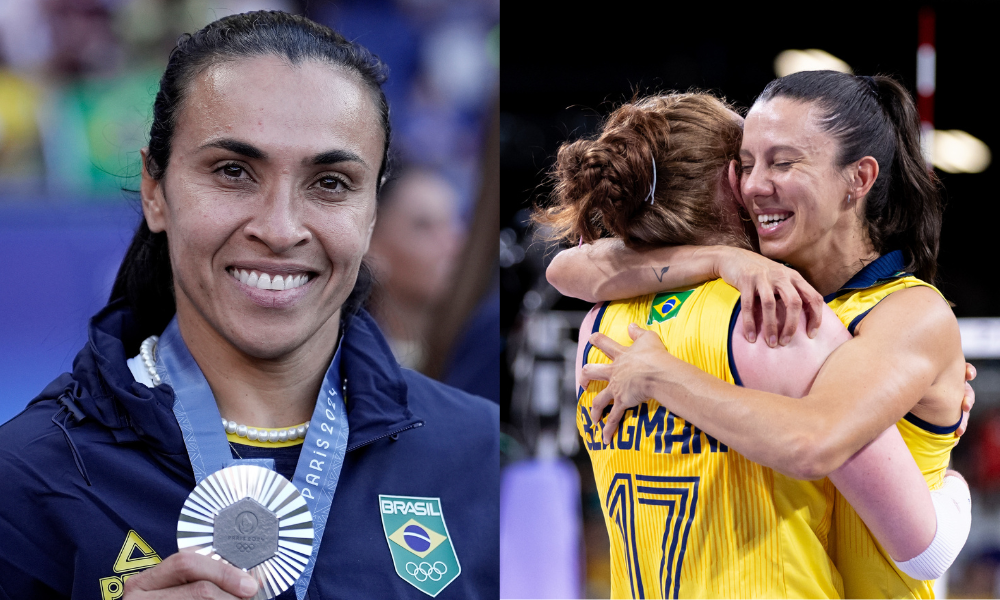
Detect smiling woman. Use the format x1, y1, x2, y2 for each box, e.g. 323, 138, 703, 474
139, 56, 383, 426
551, 72, 970, 599
539, 91, 975, 598
0, 11, 498, 600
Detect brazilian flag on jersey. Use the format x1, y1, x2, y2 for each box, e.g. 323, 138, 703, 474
647, 290, 694, 325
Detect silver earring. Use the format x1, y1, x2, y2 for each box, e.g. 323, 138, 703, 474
847, 193, 852, 204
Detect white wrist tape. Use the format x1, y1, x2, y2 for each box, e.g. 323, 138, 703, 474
894, 475, 972, 581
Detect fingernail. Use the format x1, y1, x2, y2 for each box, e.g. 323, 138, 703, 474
241, 576, 258, 596
769, 335, 777, 347
780, 336, 790, 346
748, 332, 756, 343
808, 328, 817, 339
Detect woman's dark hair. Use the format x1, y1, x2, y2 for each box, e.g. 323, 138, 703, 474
536, 93, 748, 249
110, 11, 390, 340
756, 70, 942, 282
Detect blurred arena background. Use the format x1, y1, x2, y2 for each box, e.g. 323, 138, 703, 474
0, 0, 499, 420
501, 4, 1000, 599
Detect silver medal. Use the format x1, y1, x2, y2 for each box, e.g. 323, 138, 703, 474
177, 464, 314, 599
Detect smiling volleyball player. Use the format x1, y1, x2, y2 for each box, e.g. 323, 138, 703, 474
539, 90, 971, 597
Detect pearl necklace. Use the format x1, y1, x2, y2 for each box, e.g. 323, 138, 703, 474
139, 335, 310, 444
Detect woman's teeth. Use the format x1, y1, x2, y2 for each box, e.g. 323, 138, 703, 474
228, 268, 310, 291
757, 213, 789, 230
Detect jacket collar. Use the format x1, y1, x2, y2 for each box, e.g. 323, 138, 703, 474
823, 250, 907, 303
34, 300, 420, 466
339, 309, 422, 450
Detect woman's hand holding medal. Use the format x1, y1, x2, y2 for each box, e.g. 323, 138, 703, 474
122, 551, 259, 599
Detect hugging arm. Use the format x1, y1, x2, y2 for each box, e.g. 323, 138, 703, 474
733, 302, 959, 568
583, 300, 969, 575
547, 239, 825, 346
586, 286, 964, 480
829, 431, 972, 578
548, 241, 723, 303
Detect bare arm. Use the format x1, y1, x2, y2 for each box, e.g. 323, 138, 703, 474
732, 302, 936, 561
547, 239, 825, 346
585, 286, 965, 481
827, 427, 936, 561
547, 240, 724, 303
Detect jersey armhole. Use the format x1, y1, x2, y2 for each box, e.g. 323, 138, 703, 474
579, 302, 610, 398
848, 306, 874, 335
727, 300, 744, 387
904, 412, 963, 435
581, 302, 610, 369
849, 281, 945, 336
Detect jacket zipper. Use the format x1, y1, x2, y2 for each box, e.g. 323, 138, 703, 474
347, 421, 424, 452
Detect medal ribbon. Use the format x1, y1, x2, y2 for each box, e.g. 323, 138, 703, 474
157, 318, 348, 600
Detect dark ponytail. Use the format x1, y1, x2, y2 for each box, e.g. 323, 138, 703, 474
757, 71, 942, 282
109, 221, 174, 342
873, 76, 942, 283
109, 11, 391, 341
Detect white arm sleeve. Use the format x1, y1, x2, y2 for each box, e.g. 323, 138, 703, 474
894, 475, 972, 581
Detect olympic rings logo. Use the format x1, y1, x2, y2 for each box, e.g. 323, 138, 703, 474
236, 542, 256, 552
406, 561, 448, 582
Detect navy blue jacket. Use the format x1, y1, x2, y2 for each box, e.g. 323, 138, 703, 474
0, 301, 498, 598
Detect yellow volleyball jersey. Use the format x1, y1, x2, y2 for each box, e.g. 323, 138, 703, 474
579, 279, 842, 599
825, 251, 959, 598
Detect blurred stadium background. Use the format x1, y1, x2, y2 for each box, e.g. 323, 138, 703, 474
0, 0, 499, 417
501, 4, 1000, 599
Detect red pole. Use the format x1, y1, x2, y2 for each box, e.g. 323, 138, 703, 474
917, 7, 935, 168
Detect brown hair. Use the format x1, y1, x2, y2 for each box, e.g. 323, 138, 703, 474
536, 93, 746, 249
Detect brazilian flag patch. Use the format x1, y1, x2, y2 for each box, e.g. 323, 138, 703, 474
648, 290, 694, 325
379, 495, 461, 596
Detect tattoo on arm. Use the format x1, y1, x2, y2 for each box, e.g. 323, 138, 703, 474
652, 266, 670, 282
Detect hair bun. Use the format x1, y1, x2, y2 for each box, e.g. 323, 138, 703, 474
544, 100, 669, 243
536, 92, 744, 249
554, 134, 651, 242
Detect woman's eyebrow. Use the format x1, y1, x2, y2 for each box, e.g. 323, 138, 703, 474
770, 144, 803, 155
310, 149, 368, 169
740, 144, 803, 159
199, 138, 266, 159
197, 139, 368, 169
